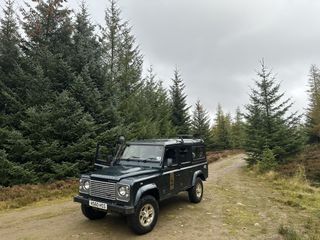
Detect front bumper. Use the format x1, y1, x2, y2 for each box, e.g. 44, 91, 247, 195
74, 195, 135, 215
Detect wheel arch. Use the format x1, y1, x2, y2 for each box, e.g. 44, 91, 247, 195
192, 170, 205, 186
134, 183, 159, 206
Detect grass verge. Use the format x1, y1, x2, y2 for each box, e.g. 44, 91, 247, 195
0, 179, 78, 211
258, 169, 320, 214
255, 169, 320, 239
278, 224, 301, 240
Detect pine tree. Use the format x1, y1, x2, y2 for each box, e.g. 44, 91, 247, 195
0, 0, 20, 75
120, 66, 174, 139
101, 0, 123, 83
244, 61, 304, 164
21, 0, 74, 93
258, 148, 277, 172
21, 91, 96, 181
117, 25, 143, 97
71, 1, 101, 74
69, 2, 115, 131
191, 100, 211, 142
142, 66, 174, 137
211, 104, 232, 150
306, 65, 320, 143
170, 68, 190, 134
0, 2, 31, 181
230, 107, 246, 149
71, 1, 105, 91
154, 82, 175, 137
0, 0, 24, 126
100, 0, 144, 132
21, 0, 73, 56
116, 24, 144, 128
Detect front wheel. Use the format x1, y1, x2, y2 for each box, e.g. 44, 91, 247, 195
127, 195, 159, 234
188, 177, 203, 203
81, 204, 107, 220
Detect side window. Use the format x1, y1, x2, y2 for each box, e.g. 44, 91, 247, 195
164, 148, 178, 166
192, 146, 205, 161
179, 147, 190, 164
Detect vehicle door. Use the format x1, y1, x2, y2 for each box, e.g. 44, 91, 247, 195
177, 146, 193, 189
191, 145, 208, 178
161, 147, 181, 197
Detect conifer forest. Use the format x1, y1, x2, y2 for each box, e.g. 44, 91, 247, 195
0, 0, 319, 187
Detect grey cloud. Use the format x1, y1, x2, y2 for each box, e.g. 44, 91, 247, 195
6, 0, 318, 118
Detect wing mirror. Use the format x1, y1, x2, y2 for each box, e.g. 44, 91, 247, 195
118, 136, 125, 144
167, 158, 173, 167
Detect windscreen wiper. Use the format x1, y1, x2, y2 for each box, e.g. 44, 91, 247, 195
120, 156, 141, 161
139, 158, 161, 163
121, 157, 159, 163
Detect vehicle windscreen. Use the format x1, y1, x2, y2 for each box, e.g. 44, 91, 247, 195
119, 144, 163, 165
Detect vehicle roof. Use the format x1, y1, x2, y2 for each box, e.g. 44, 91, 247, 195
127, 138, 204, 146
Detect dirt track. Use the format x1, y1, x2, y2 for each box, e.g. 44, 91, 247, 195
0, 154, 308, 239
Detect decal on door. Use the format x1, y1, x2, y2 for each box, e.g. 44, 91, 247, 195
170, 172, 174, 190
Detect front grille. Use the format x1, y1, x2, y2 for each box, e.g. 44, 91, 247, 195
90, 180, 116, 200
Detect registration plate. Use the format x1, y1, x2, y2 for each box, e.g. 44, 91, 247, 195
89, 200, 108, 210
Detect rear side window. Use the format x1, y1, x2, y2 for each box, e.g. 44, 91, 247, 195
179, 147, 190, 164
192, 146, 205, 161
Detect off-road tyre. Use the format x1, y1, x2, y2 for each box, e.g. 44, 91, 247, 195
127, 195, 159, 234
188, 177, 203, 203
81, 203, 107, 220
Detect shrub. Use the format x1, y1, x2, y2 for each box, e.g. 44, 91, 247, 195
257, 148, 278, 173
0, 150, 35, 186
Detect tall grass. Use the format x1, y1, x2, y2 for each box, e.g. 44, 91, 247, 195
258, 167, 320, 240
278, 144, 320, 186
0, 179, 78, 211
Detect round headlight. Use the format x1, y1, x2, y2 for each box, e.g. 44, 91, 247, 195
118, 186, 127, 196
83, 180, 90, 190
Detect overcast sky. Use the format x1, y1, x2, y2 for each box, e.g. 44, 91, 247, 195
3, 0, 319, 119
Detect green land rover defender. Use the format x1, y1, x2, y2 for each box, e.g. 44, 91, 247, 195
74, 137, 208, 234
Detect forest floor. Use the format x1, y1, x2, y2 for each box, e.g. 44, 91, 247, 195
0, 154, 319, 240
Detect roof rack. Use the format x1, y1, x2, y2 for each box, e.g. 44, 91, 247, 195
177, 134, 194, 143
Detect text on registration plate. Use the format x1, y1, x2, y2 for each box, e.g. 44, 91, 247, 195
89, 200, 108, 210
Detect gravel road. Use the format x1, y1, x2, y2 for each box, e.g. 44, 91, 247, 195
0, 154, 293, 240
